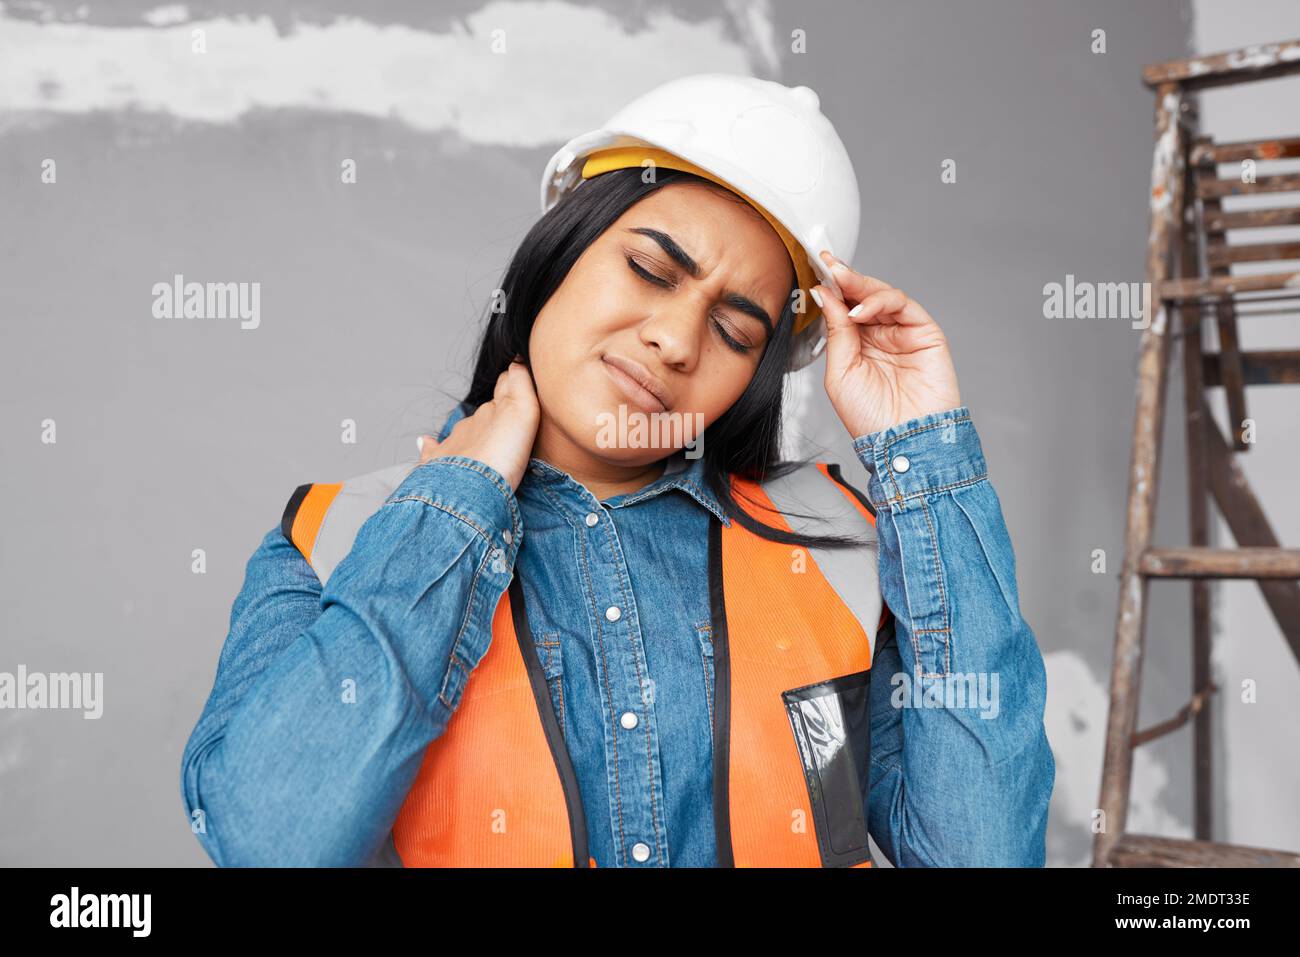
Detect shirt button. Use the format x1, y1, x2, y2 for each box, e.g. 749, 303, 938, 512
892, 454, 911, 473
631, 842, 651, 863
502, 530, 513, 544
605, 605, 621, 622
584, 512, 599, 527
619, 711, 638, 729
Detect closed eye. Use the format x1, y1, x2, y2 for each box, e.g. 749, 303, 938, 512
625, 255, 755, 354
626, 254, 672, 288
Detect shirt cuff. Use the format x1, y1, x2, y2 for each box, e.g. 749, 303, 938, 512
384, 455, 523, 567
851, 405, 988, 512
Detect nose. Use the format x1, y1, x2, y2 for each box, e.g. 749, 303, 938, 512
638, 299, 702, 372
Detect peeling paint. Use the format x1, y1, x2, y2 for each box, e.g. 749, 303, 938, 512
1148, 91, 1181, 226
1224, 42, 1300, 71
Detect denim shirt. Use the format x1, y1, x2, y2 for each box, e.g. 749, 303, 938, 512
180, 404, 1054, 867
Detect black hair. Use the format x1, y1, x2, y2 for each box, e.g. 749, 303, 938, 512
459, 166, 864, 550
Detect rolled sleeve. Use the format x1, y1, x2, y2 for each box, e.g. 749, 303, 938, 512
852, 406, 986, 513
385, 455, 524, 566
854, 406, 1054, 866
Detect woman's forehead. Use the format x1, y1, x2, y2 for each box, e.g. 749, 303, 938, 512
612, 185, 795, 291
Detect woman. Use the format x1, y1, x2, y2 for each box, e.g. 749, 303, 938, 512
180, 75, 1054, 868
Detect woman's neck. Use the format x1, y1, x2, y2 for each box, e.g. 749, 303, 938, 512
531, 418, 668, 501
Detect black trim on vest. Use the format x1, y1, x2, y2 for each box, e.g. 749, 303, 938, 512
875, 612, 898, 651
280, 483, 313, 544
824, 463, 876, 520
508, 575, 592, 868
707, 516, 736, 868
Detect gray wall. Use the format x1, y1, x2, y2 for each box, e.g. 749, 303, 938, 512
4, 0, 1287, 867
1186, 0, 1300, 856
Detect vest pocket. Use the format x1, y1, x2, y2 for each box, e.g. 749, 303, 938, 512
781, 670, 873, 867
535, 633, 565, 736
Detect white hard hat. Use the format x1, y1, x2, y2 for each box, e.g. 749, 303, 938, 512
540, 73, 861, 371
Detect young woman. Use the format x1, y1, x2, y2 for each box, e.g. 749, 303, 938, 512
180, 75, 1054, 868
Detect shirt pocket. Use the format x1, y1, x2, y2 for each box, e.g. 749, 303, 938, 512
534, 633, 565, 736
695, 619, 715, 730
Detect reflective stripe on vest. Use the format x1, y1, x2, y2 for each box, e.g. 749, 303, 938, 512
282, 460, 885, 867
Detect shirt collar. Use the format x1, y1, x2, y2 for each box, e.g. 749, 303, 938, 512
439, 402, 730, 526
616, 448, 730, 526
523, 448, 730, 526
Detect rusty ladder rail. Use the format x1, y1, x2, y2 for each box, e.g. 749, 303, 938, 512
1093, 37, 1300, 869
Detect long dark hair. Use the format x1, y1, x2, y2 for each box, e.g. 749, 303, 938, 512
461, 166, 863, 550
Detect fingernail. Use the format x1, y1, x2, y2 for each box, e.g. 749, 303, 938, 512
416, 435, 425, 454
809, 287, 824, 308
847, 303, 865, 318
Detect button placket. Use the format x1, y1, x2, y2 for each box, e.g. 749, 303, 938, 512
582, 498, 666, 869
515, 464, 676, 867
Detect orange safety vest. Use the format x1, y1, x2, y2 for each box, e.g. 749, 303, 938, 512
282, 458, 889, 868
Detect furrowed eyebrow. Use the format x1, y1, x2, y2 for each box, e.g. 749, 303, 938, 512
627, 226, 775, 334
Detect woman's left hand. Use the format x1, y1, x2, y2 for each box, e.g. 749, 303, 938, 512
814, 249, 963, 438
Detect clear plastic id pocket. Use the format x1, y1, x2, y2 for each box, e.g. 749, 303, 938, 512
781, 670, 873, 867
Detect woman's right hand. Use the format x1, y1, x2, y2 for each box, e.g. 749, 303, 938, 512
417, 359, 540, 491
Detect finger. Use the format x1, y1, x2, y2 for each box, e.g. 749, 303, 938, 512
504, 358, 536, 398
815, 283, 859, 377
818, 250, 892, 305
493, 368, 511, 400
845, 287, 922, 325
417, 434, 440, 462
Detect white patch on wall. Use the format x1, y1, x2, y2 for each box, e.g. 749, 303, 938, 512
0, 1, 774, 146
142, 4, 190, 27
1043, 649, 1186, 867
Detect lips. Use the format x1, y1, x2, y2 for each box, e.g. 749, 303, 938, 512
601, 353, 673, 413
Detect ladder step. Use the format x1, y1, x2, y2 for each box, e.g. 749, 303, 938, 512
1160, 272, 1300, 301
1191, 134, 1300, 166
1203, 349, 1300, 387
1208, 240, 1300, 268
1140, 547, 1300, 578
1205, 205, 1300, 232
1142, 37, 1300, 89
1197, 171, 1300, 199
1110, 833, 1300, 867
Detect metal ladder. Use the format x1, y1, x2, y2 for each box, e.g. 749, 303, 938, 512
1093, 37, 1300, 868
